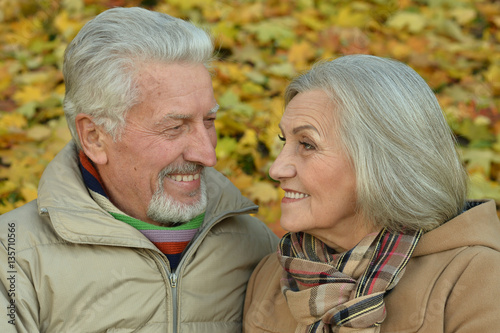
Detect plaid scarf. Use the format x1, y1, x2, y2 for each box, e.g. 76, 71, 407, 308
277, 228, 423, 332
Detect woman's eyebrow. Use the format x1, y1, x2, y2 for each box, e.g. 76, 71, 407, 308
292, 124, 318, 135
278, 123, 318, 134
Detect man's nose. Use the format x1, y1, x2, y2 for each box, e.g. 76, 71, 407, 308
184, 125, 217, 167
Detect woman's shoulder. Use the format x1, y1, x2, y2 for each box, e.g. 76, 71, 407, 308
253, 252, 281, 275
244, 252, 298, 333
383, 244, 500, 332
245, 252, 282, 301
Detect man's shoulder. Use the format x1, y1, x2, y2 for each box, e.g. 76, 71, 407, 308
0, 200, 61, 252
215, 214, 278, 242
0, 200, 40, 227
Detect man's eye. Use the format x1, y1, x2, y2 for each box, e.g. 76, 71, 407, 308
204, 118, 216, 128
163, 125, 183, 136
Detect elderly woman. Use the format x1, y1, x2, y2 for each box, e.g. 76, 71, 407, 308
243, 55, 500, 332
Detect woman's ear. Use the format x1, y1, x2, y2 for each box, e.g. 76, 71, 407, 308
75, 113, 109, 165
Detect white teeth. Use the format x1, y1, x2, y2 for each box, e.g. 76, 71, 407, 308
168, 173, 200, 182
284, 191, 309, 199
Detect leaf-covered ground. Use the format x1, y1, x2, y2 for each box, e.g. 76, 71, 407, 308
1, 0, 499, 235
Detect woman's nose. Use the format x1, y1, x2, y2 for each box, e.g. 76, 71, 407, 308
269, 149, 296, 181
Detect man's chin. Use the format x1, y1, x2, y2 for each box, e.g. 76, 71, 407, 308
147, 194, 207, 226
148, 168, 208, 225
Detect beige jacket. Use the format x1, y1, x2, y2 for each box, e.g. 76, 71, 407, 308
0, 142, 279, 333
244, 200, 500, 332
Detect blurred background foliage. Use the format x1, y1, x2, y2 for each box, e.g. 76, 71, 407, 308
0, 0, 499, 235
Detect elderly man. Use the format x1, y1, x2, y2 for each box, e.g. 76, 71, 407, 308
0, 7, 278, 332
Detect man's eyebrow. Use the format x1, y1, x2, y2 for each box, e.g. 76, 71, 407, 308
208, 104, 219, 115
155, 104, 220, 125
156, 114, 190, 126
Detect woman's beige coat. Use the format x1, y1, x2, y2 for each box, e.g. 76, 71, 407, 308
0, 142, 279, 333
244, 200, 500, 332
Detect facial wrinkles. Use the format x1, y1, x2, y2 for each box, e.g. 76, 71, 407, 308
282, 116, 334, 160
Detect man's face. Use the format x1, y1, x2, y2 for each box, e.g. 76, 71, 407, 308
98, 62, 218, 226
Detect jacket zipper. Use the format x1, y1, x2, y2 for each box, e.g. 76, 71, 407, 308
151, 252, 178, 332
169, 272, 178, 332
150, 206, 258, 332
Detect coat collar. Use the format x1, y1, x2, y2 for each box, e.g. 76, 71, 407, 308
413, 200, 500, 257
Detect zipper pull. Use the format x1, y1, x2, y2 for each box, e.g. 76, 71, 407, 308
169, 273, 177, 288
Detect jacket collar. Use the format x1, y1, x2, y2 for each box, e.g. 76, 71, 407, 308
37, 141, 258, 247
413, 200, 500, 257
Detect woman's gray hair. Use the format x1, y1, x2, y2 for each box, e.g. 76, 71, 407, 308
63, 7, 214, 148
285, 55, 468, 232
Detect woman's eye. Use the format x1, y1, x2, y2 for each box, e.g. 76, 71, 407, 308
300, 141, 314, 150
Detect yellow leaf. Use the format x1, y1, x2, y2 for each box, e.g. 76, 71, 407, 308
211, 21, 238, 48
0, 65, 12, 93
215, 136, 238, 159
245, 181, 279, 204
493, 16, 500, 28
0, 0, 21, 22
0, 113, 27, 131
5, 19, 36, 47
468, 172, 500, 202
13, 85, 45, 104
485, 64, 500, 94
20, 183, 37, 202
0, 201, 16, 215
62, 0, 84, 14
462, 149, 500, 176
0, 180, 17, 197
450, 7, 477, 25
26, 124, 52, 141
288, 41, 315, 68
229, 172, 253, 190
55, 83, 65, 96
54, 10, 84, 40
387, 12, 427, 33
164, 0, 211, 11
237, 129, 258, 150
335, 6, 369, 28
241, 81, 264, 97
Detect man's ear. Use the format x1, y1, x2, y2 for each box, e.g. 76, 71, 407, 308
75, 113, 109, 165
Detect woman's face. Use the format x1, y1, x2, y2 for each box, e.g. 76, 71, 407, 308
269, 90, 370, 250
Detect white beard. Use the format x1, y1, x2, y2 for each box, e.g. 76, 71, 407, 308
146, 164, 207, 226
